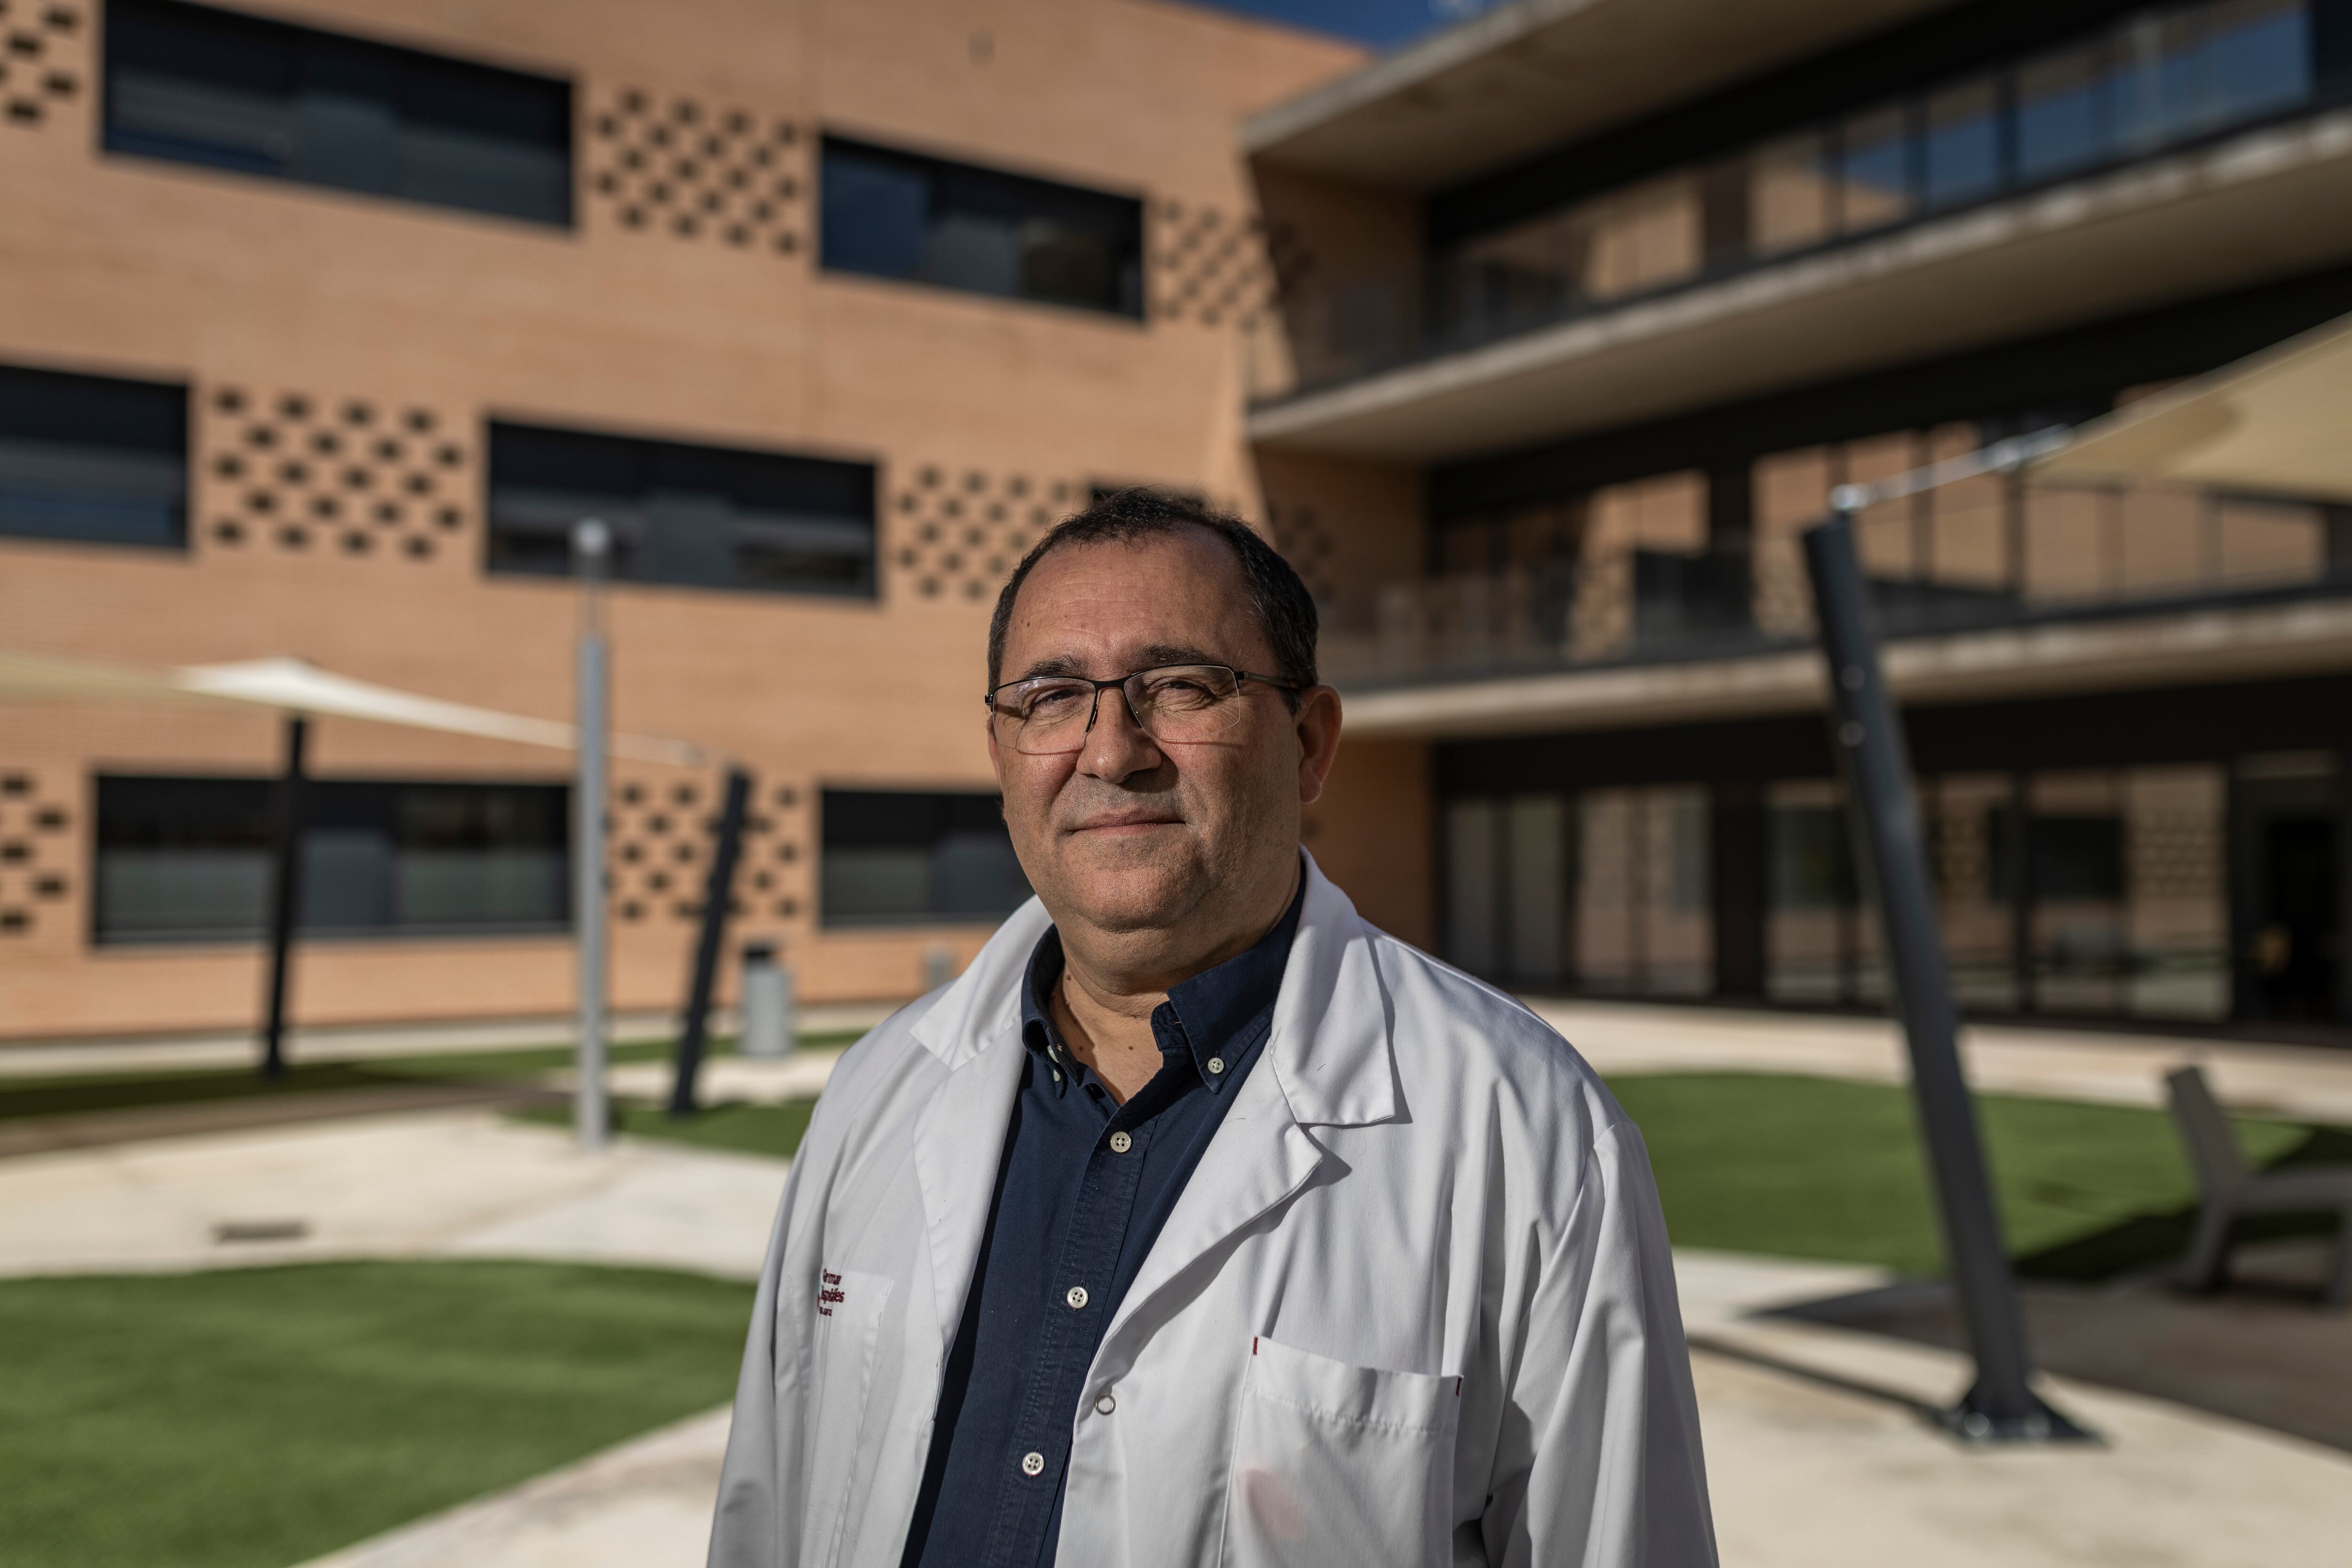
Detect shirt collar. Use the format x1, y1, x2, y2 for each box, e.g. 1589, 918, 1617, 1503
1019, 861, 1306, 1098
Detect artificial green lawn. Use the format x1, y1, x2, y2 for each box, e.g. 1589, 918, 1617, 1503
1610, 1071, 2351, 1280
0, 1260, 755, 1568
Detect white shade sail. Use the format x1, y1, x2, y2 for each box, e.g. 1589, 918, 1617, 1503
2034, 308, 2352, 502
0, 649, 708, 767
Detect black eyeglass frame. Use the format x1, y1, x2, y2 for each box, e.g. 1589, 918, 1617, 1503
983, 663, 1307, 746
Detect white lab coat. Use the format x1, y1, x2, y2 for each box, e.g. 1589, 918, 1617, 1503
708, 854, 1716, 1568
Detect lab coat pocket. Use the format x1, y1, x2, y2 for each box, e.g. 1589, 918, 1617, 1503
797, 1268, 895, 1568
1220, 1336, 1461, 1568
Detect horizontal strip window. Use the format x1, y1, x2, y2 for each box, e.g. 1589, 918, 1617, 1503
103, 0, 572, 227
94, 776, 569, 944
487, 422, 876, 597
819, 789, 1031, 928
0, 364, 187, 550
820, 136, 1144, 318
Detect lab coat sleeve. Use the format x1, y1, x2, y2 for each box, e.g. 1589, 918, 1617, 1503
707, 1151, 812, 1568
1483, 1119, 1717, 1568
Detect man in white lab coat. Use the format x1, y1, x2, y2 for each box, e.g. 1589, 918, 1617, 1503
708, 490, 1715, 1568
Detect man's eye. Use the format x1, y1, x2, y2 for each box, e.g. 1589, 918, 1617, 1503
1142, 677, 1216, 708
1023, 686, 1088, 719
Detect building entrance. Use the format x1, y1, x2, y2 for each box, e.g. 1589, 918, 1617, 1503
2236, 761, 2343, 1022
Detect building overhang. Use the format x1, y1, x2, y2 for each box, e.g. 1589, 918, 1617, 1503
1241, 0, 1946, 192
1250, 110, 2352, 465
1337, 595, 2352, 741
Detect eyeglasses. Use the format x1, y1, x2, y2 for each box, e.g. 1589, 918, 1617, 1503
985, 663, 1303, 756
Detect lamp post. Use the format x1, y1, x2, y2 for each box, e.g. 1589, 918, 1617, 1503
572, 517, 611, 1152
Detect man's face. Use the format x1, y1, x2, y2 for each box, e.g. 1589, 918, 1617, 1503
987, 530, 1335, 947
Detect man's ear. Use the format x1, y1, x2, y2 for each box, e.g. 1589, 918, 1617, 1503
1294, 686, 1343, 806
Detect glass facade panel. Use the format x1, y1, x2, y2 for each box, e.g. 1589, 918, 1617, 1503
103, 0, 572, 226
1931, 775, 2021, 1011
1507, 795, 1570, 983
1575, 791, 1638, 990
1767, 780, 1853, 1003
1837, 105, 1915, 233
1923, 77, 2002, 208
820, 138, 1144, 318
94, 775, 568, 943
1443, 797, 1502, 975
2127, 766, 2231, 1017
487, 422, 876, 597
1750, 129, 1835, 256
818, 790, 1030, 928
0, 364, 186, 550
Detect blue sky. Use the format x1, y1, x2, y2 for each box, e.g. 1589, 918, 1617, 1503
1189, 0, 1481, 50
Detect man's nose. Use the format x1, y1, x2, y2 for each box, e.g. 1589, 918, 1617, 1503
1077, 685, 1164, 780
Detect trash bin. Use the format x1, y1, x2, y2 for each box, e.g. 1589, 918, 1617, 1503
740, 941, 795, 1059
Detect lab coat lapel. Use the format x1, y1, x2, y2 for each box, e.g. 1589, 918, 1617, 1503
908, 898, 1049, 1349
910, 1021, 1023, 1351
1100, 856, 1397, 1348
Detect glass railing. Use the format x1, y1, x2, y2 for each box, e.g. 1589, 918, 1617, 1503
1320, 477, 2352, 689
1251, 0, 2341, 402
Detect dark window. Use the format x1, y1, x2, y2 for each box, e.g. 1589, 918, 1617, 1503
820, 137, 1144, 318
0, 364, 186, 550
103, 0, 572, 226
1769, 805, 1857, 909
94, 775, 569, 943
1988, 809, 2127, 901
486, 422, 877, 597
819, 789, 1031, 928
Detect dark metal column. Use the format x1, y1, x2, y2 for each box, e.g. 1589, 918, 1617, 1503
260, 714, 309, 1080
669, 765, 752, 1117
1803, 512, 2090, 1443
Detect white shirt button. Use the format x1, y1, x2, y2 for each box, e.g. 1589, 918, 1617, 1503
1066, 1285, 1089, 1310
1206, 1056, 1225, 1075
1095, 1392, 1116, 1415
1109, 1131, 1133, 1154
1021, 1450, 1045, 1477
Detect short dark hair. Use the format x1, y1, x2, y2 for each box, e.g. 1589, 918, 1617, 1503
986, 488, 1319, 696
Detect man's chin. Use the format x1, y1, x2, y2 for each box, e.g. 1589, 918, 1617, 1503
1044, 851, 1208, 935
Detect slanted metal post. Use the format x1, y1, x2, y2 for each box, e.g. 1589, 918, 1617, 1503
259, 714, 309, 1080
1802, 510, 2091, 1444
670, 765, 752, 1117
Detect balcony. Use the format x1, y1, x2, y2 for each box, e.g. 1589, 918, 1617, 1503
1249, 0, 2352, 461
1326, 473, 2352, 737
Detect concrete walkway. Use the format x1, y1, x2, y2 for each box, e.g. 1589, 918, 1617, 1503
1533, 997, 2352, 1124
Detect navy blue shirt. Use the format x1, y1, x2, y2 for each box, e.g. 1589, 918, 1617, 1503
899, 875, 1305, 1568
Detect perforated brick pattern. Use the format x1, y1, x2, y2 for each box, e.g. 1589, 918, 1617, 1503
1263, 498, 1339, 600
890, 465, 1078, 603
201, 387, 470, 561
586, 89, 808, 254
0, 2, 85, 129
1149, 200, 1311, 328
607, 775, 803, 925
0, 768, 74, 939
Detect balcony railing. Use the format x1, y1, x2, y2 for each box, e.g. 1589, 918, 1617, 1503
1321, 479, 2352, 689
1250, 0, 2344, 404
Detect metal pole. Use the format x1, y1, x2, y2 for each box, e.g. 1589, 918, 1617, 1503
573, 518, 612, 1152
1802, 511, 2090, 1444
259, 714, 309, 1080
670, 765, 752, 1117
